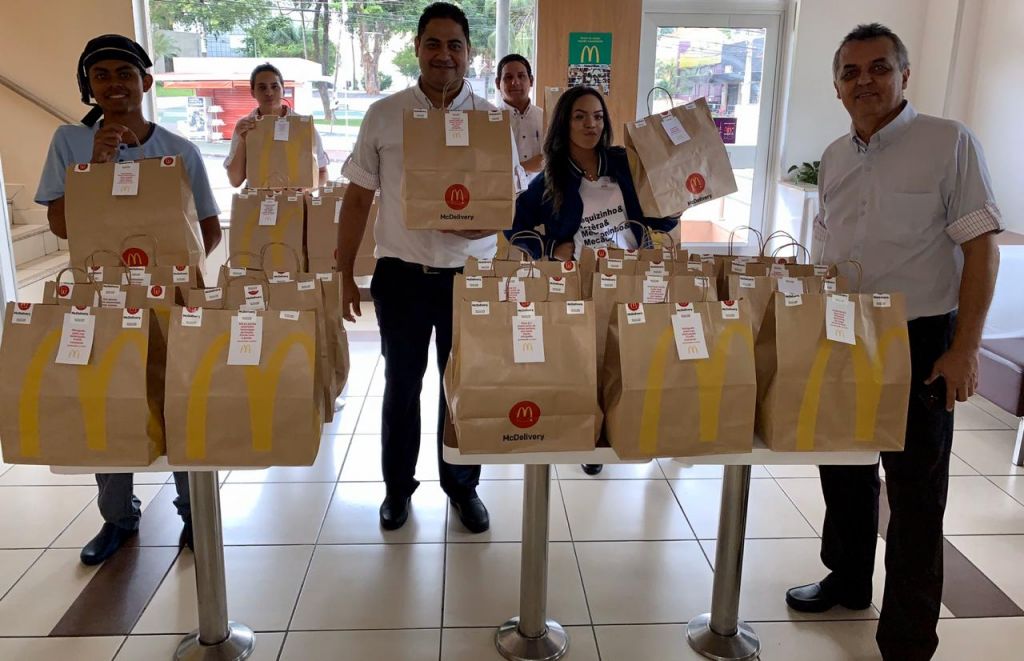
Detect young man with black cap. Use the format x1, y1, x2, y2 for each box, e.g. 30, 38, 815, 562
34, 34, 222, 566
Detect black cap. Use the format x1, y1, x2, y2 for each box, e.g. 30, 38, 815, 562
77, 34, 153, 126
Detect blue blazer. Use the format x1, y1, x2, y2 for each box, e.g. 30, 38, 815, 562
507, 146, 679, 258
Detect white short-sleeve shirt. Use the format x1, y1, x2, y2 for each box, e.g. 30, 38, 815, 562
342, 82, 511, 268
815, 102, 1002, 320
223, 105, 329, 170
502, 100, 544, 184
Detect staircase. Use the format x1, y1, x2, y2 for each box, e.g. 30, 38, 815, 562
6, 183, 69, 303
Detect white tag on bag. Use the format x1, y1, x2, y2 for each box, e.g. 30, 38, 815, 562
600, 274, 617, 289
784, 294, 803, 307
643, 277, 668, 304
739, 275, 756, 289
672, 313, 709, 360
204, 288, 223, 302
274, 117, 290, 141
826, 294, 856, 345
173, 265, 190, 284
721, 300, 740, 319
625, 302, 647, 325
12, 303, 33, 325
548, 277, 567, 294
259, 198, 279, 226
873, 293, 892, 308
100, 285, 126, 308
111, 161, 140, 196
445, 110, 469, 146
122, 307, 144, 329
471, 301, 490, 316
566, 301, 585, 315
228, 312, 263, 365
333, 198, 342, 224
242, 285, 266, 311
660, 112, 691, 145
55, 312, 95, 365
513, 315, 545, 363
181, 307, 204, 327
777, 277, 805, 295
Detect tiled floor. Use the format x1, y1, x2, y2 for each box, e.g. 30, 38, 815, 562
2, 313, 1024, 659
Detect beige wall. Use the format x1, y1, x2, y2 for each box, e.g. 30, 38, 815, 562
0, 0, 136, 206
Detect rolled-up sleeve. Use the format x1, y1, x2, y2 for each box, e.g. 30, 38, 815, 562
341, 104, 380, 191
945, 126, 1003, 244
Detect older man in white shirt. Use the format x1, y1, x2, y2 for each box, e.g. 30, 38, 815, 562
335, 2, 497, 535
785, 24, 1002, 661
496, 53, 544, 183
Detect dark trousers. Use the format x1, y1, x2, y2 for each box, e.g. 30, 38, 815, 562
818, 312, 956, 661
370, 257, 481, 501
96, 471, 191, 531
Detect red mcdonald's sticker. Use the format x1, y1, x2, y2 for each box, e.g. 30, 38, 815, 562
126, 307, 140, 314
444, 184, 470, 211
17, 303, 31, 311
509, 400, 541, 429
563, 260, 575, 271
122, 247, 149, 267
685, 172, 707, 195
150, 285, 164, 297
58, 285, 70, 297
627, 302, 640, 311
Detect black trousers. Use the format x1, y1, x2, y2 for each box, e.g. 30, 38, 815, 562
818, 312, 956, 661
370, 257, 481, 501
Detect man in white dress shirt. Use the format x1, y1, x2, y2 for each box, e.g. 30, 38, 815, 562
335, 2, 495, 534
496, 53, 544, 182
784, 24, 1002, 661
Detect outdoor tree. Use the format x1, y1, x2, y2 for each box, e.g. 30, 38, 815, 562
149, 0, 283, 56
345, 1, 417, 95
393, 43, 420, 83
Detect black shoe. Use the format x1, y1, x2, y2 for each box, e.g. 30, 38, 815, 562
179, 522, 194, 551
582, 464, 603, 475
786, 581, 871, 613
452, 495, 490, 533
80, 523, 137, 566
379, 494, 411, 530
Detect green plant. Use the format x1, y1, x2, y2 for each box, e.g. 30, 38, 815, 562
788, 161, 820, 186
379, 73, 393, 91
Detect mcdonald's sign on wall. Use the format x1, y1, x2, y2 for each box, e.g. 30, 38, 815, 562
568, 32, 612, 66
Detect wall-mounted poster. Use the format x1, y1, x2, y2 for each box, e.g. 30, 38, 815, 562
568, 32, 612, 94
714, 117, 738, 144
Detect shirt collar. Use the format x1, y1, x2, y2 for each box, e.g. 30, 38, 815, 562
413, 78, 475, 110
569, 149, 607, 178
850, 100, 917, 152
500, 99, 533, 118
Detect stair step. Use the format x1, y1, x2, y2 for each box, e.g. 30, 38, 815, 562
10, 224, 49, 241
16, 250, 70, 288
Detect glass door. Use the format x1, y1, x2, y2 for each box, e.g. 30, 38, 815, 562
638, 11, 782, 253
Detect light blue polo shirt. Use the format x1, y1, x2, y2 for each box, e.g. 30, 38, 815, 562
35, 122, 221, 220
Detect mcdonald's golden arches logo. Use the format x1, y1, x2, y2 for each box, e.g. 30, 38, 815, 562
509, 401, 541, 429
580, 44, 601, 63
122, 247, 149, 267
444, 184, 470, 211
685, 173, 707, 195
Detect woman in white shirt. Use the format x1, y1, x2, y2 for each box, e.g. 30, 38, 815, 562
224, 62, 329, 187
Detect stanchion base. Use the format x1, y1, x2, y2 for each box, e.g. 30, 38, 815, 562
175, 622, 256, 661
495, 617, 569, 661
686, 613, 760, 661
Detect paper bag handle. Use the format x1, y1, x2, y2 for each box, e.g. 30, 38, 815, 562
625, 220, 657, 250
770, 241, 810, 264
760, 230, 798, 257
120, 234, 161, 265
225, 251, 263, 269
826, 260, 864, 292
727, 225, 764, 256
506, 231, 544, 261
646, 86, 677, 116
84, 249, 128, 270
55, 267, 95, 285
226, 273, 273, 307
259, 242, 302, 274
440, 79, 477, 110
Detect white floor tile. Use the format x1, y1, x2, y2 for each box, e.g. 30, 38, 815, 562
219, 482, 335, 545
763, 464, 821, 479
480, 463, 524, 479
322, 395, 366, 435
0, 549, 99, 635
561, 479, 695, 541
442, 626, 600, 661
671, 478, 817, 539
968, 395, 1020, 429
0, 485, 96, 548
576, 541, 713, 624
988, 474, 1024, 505
0, 636, 124, 661
133, 545, 313, 633
954, 400, 1012, 431
443, 542, 591, 627
0, 548, 43, 598
594, 624, 706, 661
947, 535, 1024, 607
657, 459, 770, 479
339, 434, 440, 482
753, 620, 884, 660
319, 481, 448, 544
776, 478, 826, 536
948, 454, 982, 476
225, 435, 350, 483
0, 464, 99, 486
556, 460, 664, 480
280, 629, 440, 661
116, 632, 284, 661
944, 476, 1024, 534
953, 429, 1024, 475
51, 485, 162, 549
447, 479, 571, 543
290, 543, 444, 629
701, 538, 878, 622
934, 617, 1024, 660
356, 396, 439, 435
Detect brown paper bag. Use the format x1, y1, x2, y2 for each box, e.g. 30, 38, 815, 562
543, 87, 564, 125
305, 185, 380, 275
43, 268, 101, 307
670, 275, 719, 302
603, 300, 756, 458
445, 300, 599, 453
756, 292, 911, 452
625, 97, 738, 217
726, 274, 848, 341
402, 107, 514, 230
0, 303, 161, 466
164, 307, 322, 466
315, 272, 351, 403
244, 114, 318, 189
229, 190, 306, 271
65, 156, 206, 270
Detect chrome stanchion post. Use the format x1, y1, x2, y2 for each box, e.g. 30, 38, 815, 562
495, 464, 569, 661
175, 471, 256, 661
687, 464, 761, 661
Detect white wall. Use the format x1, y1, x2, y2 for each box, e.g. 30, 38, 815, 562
780, 0, 928, 170
963, 0, 1024, 233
